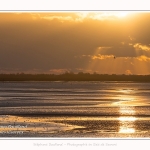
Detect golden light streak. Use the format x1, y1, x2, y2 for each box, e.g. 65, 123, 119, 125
133, 57, 150, 74
118, 117, 137, 121
118, 107, 137, 134
119, 106, 136, 115
85, 47, 113, 74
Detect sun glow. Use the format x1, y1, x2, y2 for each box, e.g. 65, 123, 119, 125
118, 117, 137, 121
118, 117, 137, 134
76, 11, 131, 20
111, 12, 130, 18
118, 106, 137, 134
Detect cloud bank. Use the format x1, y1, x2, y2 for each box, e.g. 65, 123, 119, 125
0, 13, 150, 74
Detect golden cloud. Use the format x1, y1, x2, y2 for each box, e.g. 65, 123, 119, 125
134, 43, 150, 51
125, 70, 132, 75
81, 54, 114, 60
48, 69, 69, 74
92, 54, 114, 60
136, 55, 150, 61
30, 12, 132, 23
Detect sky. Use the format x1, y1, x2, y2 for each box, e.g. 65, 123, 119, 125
0, 12, 150, 75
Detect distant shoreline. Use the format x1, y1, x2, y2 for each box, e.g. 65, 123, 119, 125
0, 73, 150, 82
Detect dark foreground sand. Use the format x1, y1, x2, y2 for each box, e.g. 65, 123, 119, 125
0, 115, 150, 138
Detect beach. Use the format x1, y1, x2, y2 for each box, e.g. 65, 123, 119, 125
0, 81, 150, 137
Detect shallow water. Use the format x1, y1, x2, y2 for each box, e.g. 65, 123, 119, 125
0, 81, 150, 137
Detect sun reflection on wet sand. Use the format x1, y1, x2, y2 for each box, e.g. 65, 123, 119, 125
118, 106, 137, 134
116, 91, 137, 135
118, 117, 137, 121
112, 88, 142, 107
119, 126, 135, 133
119, 106, 136, 115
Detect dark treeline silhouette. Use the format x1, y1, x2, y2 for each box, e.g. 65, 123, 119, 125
0, 72, 150, 82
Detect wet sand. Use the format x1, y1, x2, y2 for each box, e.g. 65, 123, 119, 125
0, 115, 150, 137
0, 81, 150, 137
